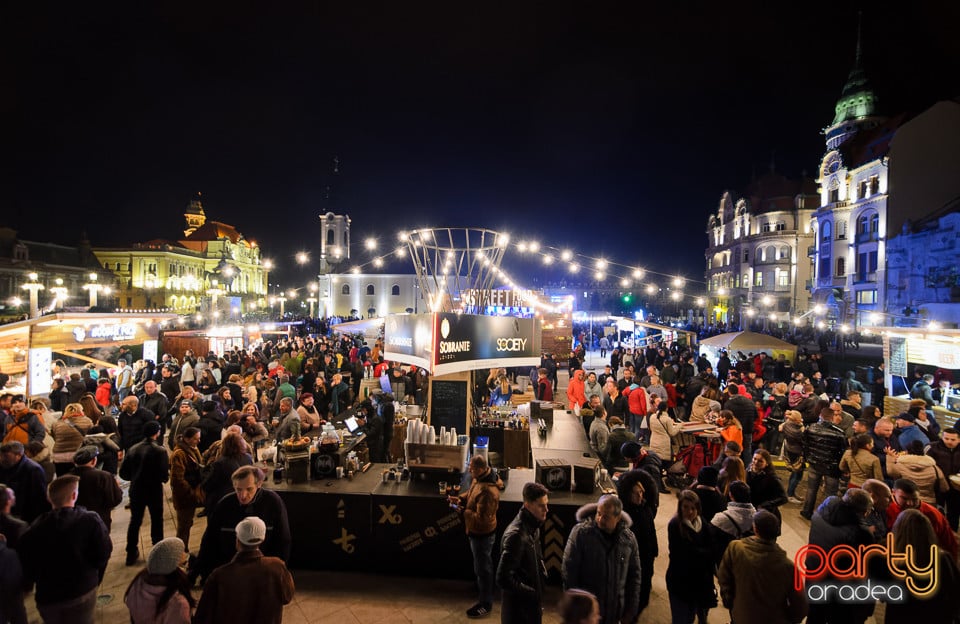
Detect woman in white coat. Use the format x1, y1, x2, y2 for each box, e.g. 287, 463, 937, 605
649, 401, 683, 462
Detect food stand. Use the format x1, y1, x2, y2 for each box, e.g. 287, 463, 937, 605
160, 325, 247, 360
0, 312, 177, 398
881, 326, 960, 429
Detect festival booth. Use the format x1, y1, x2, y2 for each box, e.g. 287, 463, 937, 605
159, 325, 247, 361
698, 330, 797, 370
881, 326, 960, 430
268, 312, 612, 581
0, 312, 178, 398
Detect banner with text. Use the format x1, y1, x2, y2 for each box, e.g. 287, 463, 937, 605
383, 314, 434, 370
432, 313, 541, 376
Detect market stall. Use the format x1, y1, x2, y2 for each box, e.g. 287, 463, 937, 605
698, 330, 797, 370
881, 326, 960, 430
0, 312, 177, 397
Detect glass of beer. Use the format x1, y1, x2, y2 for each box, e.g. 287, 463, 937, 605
438, 481, 447, 496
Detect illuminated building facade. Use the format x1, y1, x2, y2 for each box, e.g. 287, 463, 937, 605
704, 175, 818, 328
92, 196, 269, 315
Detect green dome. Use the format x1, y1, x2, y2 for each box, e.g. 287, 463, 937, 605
831, 65, 878, 126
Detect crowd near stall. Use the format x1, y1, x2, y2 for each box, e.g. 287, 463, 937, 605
0, 310, 959, 623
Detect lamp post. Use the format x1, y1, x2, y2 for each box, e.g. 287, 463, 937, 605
21, 272, 44, 319
49, 278, 68, 311
277, 294, 287, 317
306, 282, 318, 318
83, 273, 101, 308
207, 278, 225, 317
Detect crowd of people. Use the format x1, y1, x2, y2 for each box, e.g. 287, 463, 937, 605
537, 341, 960, 623
2, 329, 960, 623
0, 330, 420, 623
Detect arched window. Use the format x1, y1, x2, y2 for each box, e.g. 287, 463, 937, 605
779, 246, 789, 260
366, 284, 375, 296
837, 220, 847, 239
857, 215, 869, 234
104, 262, 110, 269
821, 221, 832, 242
341, 284, 350, 295
391, 284, 400, 296
326, 229, 335, 246
836, 257, 846, 277
871, 214, 879, 232
115, 262, 121, 271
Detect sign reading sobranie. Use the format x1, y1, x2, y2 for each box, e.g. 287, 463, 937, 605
383, 313, 541, 376
432, 313, 540, 376
383, 314, 434, 370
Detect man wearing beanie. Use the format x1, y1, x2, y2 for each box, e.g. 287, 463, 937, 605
194, 517, 294, 624
120, 420, 169, 566
124, 537, 194, 623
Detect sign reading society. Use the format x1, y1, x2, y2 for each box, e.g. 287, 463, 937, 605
383, 313, 541, 376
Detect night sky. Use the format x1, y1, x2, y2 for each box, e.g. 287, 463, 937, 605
5, 2, 959, 288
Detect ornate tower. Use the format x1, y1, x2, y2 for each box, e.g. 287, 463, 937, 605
184, 192, 207, 237
824, 14, 883, 151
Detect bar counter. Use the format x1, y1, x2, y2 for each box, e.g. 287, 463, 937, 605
266, 462, 612, 580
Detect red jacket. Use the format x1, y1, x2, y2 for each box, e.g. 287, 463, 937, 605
886, 500, 958, 560
566, 370, 587, 409
625, 385, 648, 416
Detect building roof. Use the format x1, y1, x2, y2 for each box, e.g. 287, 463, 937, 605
742, 171, 818, 214
180, 221, 249, 246
837, 112, 908, 168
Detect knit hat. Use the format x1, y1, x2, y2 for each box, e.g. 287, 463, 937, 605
143, 421, 162, 437
895, 411, 916, 423
147, 538, 185, 575
179, 399, 193, 407
73, 445, 99, 465
697, 466, 719, 487
236, 516, 266, 546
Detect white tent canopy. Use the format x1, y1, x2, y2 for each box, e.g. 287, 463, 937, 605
698, 331, 797, 368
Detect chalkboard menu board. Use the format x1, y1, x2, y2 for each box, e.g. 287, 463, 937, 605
888, 336, 908, 377
430, 380, 467, 433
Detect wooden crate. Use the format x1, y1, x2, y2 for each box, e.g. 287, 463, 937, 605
535, 457, 571, 491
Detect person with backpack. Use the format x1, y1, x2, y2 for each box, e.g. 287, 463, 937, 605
2, 396, 46, 447
709, 480, 756, 567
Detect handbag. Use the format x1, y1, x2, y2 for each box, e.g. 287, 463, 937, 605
785, 453, 804, 473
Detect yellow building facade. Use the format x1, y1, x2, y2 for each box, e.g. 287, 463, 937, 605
92, 197, 269, 315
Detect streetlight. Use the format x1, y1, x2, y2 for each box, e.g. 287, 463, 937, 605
207, 278, 225, 318
306, 282, 318, 318
49, 278, 68, 311
296, 251, 309, 266
83, 273, 102, 307
21, 272, 44, 319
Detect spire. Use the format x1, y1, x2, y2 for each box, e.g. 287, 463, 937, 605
184, 192, 207, 237
854, 11, 863, 69
824, 14, 881, 149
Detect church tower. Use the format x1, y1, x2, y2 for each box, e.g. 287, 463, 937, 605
184, 192, 207, 237
319, 212, 351, 274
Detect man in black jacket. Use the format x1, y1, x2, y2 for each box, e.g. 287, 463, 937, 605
17, 475, 112, 624
496, 482, 548, 624
119, 420, 169, 565
194, 465, 291, 584
71, 445, 123, 531
927, 427, 960, 530
800, 408, 846, 521
723, 384, 756, 462
117, 395, 157, 451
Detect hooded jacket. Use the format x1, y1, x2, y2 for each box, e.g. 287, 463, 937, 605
461, 466, 501, 536
563, 503, 641, 624
887, 453, 949, 504
566, 370, 587, 409
718, 536, 807, 624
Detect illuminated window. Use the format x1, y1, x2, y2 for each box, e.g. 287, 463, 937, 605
856, 290, 878, 304
755, 272, 763, 287
821, 221, 831, 242
779, 273, 789, 286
